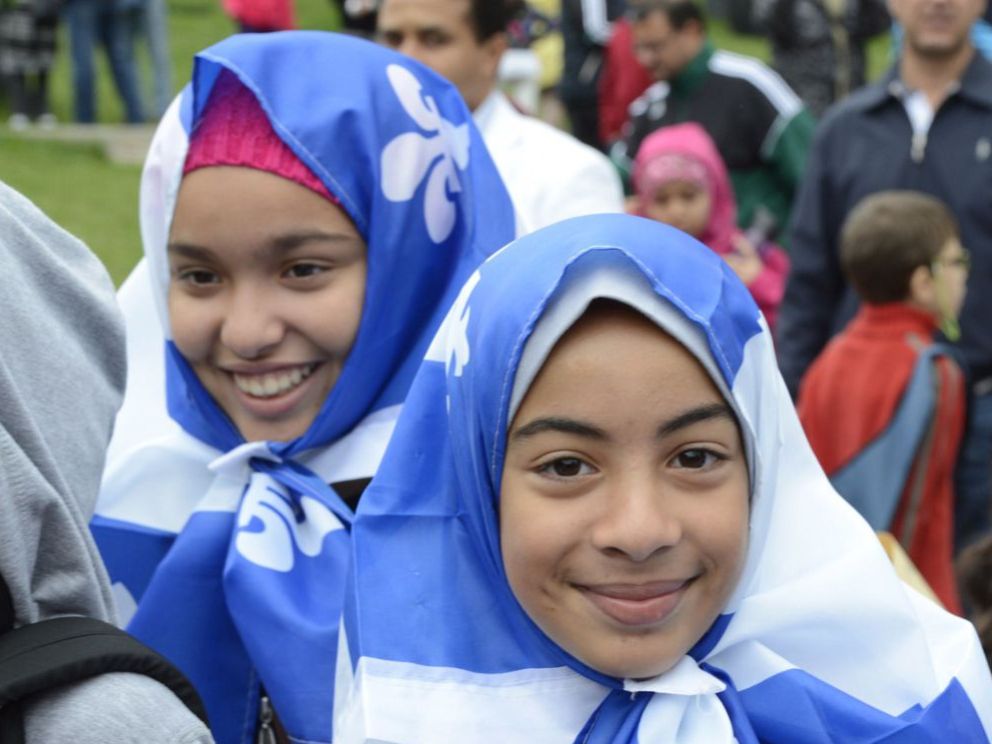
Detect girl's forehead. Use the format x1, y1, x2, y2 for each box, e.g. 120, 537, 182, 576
654, 179, 708, 194
498, 257, 755, 487
168, 167, 362, 264
513, 304, 734, 432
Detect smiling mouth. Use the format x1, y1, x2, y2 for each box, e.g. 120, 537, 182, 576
231, 363, 318, 399
578, 579, 693, 627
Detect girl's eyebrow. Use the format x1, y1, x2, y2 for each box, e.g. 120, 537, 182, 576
511, 417, 607, 441
268, 230, 360, 253
166, 242, 213, 260
166, 231, 359, 261
656, 403, 735, 438
510, 403, 735, 443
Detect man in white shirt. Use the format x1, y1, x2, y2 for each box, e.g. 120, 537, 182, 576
377, 0, 625, 234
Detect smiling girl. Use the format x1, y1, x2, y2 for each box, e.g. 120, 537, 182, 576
92, 32, 514, 744
336, 213, 992, 742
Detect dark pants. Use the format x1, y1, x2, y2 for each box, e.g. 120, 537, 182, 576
562, 99, 604, 151
5, 70, 50, 116
64, 0, 144, 123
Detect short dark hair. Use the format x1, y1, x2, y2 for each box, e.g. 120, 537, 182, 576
627, 0, 706, 30
840, 190, 959, 305
468, 0, 526, 41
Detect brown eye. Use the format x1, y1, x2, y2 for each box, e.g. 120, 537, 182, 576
672, 449, 719, 469
285, 263, 326, 279
552, 458, 583, 476
537, 457, 594, 479
179, 269, 219, 285
378, 31, 402, 48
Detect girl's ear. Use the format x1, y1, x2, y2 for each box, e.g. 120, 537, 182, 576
907, 264, 937, 311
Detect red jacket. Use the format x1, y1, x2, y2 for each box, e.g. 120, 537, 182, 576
798, 303, 964, 612
598, 18, 652, 144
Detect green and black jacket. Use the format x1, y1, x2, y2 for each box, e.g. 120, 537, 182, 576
611, 41, 814, 236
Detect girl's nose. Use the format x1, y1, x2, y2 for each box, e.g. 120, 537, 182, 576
219, 288, 285, 359
590, 473, 682, 562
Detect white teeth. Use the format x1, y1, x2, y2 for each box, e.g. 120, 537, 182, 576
233, 364, 316, 399
262, 375, 280, 396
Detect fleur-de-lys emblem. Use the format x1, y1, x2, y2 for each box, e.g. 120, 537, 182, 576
381, 64, 470, 243
426, 269, 481, 377
235, 476, 344, 572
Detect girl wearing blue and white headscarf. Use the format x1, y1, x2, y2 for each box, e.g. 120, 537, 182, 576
92, 32, 515, 744
338, 213, 992, 742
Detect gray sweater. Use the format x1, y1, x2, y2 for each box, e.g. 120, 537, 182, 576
0, 181, 213, 744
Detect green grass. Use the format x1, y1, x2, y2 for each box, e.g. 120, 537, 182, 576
0, 135, 142, 283
0, 0, 342, 285
710, 18, 771, 61
0, 8, 890, 286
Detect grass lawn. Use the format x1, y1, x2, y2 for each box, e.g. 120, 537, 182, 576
0, 135, 142, 283
0, 0, 342, 284
0, 7, 890, 285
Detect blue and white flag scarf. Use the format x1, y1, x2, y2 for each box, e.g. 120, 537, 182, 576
92, 32, 515, 744
337, 214, 992, 743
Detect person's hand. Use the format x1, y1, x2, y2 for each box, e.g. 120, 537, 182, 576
724, 233, 763, 286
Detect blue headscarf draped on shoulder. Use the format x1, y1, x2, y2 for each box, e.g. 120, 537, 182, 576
93, 31, 515, 744
338, 214, 992, 743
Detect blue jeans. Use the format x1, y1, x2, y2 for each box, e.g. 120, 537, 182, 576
140, 0, 171, 117
63, 0, 144, 123
954, 388, 992, 552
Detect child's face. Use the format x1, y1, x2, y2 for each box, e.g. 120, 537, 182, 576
167, 166, 367, 443
932, 238, 969, 320
645, 180, 711, 239
500, 304, 749, 680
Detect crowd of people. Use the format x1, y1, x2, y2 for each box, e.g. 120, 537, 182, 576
0, 0, 172, 126
2, 0, 992, 741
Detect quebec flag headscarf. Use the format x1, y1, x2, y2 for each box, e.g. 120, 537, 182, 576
92, 32, 515, 744
337, 214, 992, 743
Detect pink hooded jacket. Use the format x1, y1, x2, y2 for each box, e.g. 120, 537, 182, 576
633, 122, 789, 329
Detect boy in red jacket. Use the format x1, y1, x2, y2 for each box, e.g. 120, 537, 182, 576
798, 191, 969, 612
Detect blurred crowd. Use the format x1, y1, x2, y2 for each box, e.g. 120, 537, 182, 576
2, 0, 992, 739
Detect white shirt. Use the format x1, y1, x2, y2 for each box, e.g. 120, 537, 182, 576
474, 91, 624, 235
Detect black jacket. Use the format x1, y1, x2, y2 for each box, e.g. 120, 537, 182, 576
777, 53, 992, 395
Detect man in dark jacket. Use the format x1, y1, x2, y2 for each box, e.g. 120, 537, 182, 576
611, 0, 814, 233
777, 0, 992, 551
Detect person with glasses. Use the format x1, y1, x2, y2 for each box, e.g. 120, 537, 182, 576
797, 191, 968, 612
778, 0, 992, 560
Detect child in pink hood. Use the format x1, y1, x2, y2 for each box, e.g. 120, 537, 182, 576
633, 122, 789, 329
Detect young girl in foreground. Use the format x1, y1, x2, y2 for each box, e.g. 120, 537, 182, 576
92, 32, 514, 744
337, 214, 992, 741
633, 122, 789, 329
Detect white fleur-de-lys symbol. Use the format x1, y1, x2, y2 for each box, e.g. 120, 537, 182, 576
235, 477, 344, 572
381, 64, 470, 243
426, 269, 481, 378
